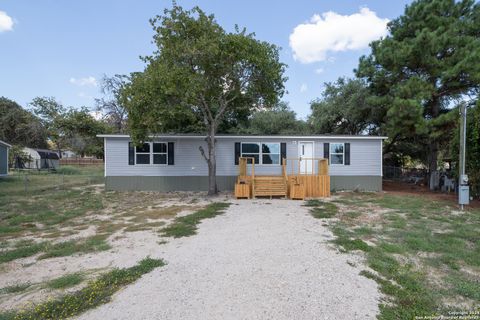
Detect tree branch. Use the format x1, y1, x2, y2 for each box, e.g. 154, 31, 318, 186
199, 145, 209, 163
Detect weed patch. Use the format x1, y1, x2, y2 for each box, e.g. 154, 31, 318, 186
305, 200, 338, 219
161, 203, 230, 238
0, 257, 164, 320
46, 273, 84, 290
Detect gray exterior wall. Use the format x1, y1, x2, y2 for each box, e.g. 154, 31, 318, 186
104, 136, 383, 192
0, 144, 8, 176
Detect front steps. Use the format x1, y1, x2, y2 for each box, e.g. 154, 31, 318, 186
253, 176, 287, 198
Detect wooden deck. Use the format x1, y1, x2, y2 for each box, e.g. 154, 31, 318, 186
234, 157, 330, 200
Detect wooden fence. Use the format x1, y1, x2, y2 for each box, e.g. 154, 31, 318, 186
60, 158, 104, 166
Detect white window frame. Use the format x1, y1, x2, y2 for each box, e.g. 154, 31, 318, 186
152, 142, 168, 165
134, 142, 168, 166
330, 142, 345, 166
135, 142, 151, 165
240, 142, 281, 165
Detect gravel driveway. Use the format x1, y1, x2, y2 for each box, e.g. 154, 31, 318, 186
78, 199, 381, 320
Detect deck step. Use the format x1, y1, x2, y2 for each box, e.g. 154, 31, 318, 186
253, 176, 287, 198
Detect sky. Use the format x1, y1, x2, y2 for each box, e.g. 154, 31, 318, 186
0, 0, 412, 119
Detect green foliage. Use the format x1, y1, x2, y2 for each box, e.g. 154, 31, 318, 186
309, 78, 378, 135
0, 97, 47, 148
304, 199, 338, 219
30, 97, 110, 158
0, 283, 31, 295
46, 273, 84, 290
241, 102, 309, 135
121, 4, 286, 194
356, 0, 480, 168
1, 258, 164, 320
161, 202, 230, 238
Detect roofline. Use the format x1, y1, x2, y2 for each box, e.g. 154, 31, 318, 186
0, 140, 12, 148
97, 134, 388, 140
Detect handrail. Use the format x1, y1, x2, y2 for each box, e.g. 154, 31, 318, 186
283, 158, 329, 176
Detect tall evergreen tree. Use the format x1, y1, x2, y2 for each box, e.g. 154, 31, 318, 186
356, 0, 480, 188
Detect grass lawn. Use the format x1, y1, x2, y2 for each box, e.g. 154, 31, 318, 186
308, 193, 480, 319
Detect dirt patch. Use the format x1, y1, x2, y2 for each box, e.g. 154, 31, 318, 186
383, 180, 480, 208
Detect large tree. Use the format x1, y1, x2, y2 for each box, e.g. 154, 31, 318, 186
95, 75, 129, 133
0, 97, 47, 148
309, 78, 378, 135
244, 102, 309, 135
356, 0, 480, 189
122, 5, 286, 195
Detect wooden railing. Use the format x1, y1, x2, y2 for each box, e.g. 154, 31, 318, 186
282, 158, 329, 177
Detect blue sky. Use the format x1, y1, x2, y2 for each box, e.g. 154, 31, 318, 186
0, 0, 412, 119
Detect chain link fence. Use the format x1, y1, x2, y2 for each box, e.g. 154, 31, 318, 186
383, 166, 428, 185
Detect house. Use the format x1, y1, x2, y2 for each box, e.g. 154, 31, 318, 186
99, 134, 386, 193
0, 140, 11, 176
17, 148, 60, 170
60, 150, 77, 158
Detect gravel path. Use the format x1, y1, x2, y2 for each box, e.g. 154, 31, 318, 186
78, 199, 381, 320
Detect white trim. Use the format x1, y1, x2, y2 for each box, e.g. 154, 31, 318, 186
98, 134, 387, 140
0, 140, 11, 148
380, 139, 383, 177
103, 138, 107, 177
330, 142, 345, 166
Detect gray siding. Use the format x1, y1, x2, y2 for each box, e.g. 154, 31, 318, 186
106, 175, 382, 192
0, 145, 7, 175
105, 137, 382, 178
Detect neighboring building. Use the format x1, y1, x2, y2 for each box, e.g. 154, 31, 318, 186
0, 140, 11, 176
18, 148, 60, 170
99, 134, 386, 192
61, 150, 77, 158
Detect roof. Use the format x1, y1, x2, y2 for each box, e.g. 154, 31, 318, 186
97, 133, 387, 140
0, 140, 12, 148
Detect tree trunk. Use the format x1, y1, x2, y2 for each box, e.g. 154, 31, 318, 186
206, 127, 218, 196
428, 99, 440, 191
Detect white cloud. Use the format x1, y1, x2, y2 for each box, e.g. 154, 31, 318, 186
289, 7, 389, 63
89, 110, 103, 120
315, 68, 324, 74
0, 11, 14, 32
300, 83, 308, 93
70, 76, 98, 87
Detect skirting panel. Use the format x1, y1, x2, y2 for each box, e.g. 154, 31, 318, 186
106, 175, 382, 192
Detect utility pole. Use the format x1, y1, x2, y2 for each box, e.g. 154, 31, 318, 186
458, 103, 469, 210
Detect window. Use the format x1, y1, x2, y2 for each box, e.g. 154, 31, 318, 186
153, 142, 167, 164
330, 143, 344, 165
135, 143, 150, 164
262, 143, 280, 164
241, 143, 260, 164
241, 142, 280, 165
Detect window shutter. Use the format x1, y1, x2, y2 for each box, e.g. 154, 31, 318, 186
234, 142, 241, 165
280, 142, 287, 164
323, 143, 330, 163
167, 142, 174, 165
128, 142, 134, 165
344, 143, 350, 165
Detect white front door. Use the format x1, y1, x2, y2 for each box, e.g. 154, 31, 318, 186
299, 142, 314, 174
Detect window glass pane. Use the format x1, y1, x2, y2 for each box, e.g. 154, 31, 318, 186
153, 154, 167, 164
136, 154, 150, 164
262, 154, 280, 165
241, 143, 259, 153
242, 154, 259, 164
136, 143, 150, 153
153, 143, 167, 153
330, 154, 343, 165
262, 143, 279, 154
331, 143, 344, 154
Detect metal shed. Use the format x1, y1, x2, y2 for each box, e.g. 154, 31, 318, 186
0, 140, 11, 176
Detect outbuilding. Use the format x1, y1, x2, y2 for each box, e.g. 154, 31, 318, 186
99, 134, 386, 193
0, 140, 11, 176
18, 148, 60, 170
